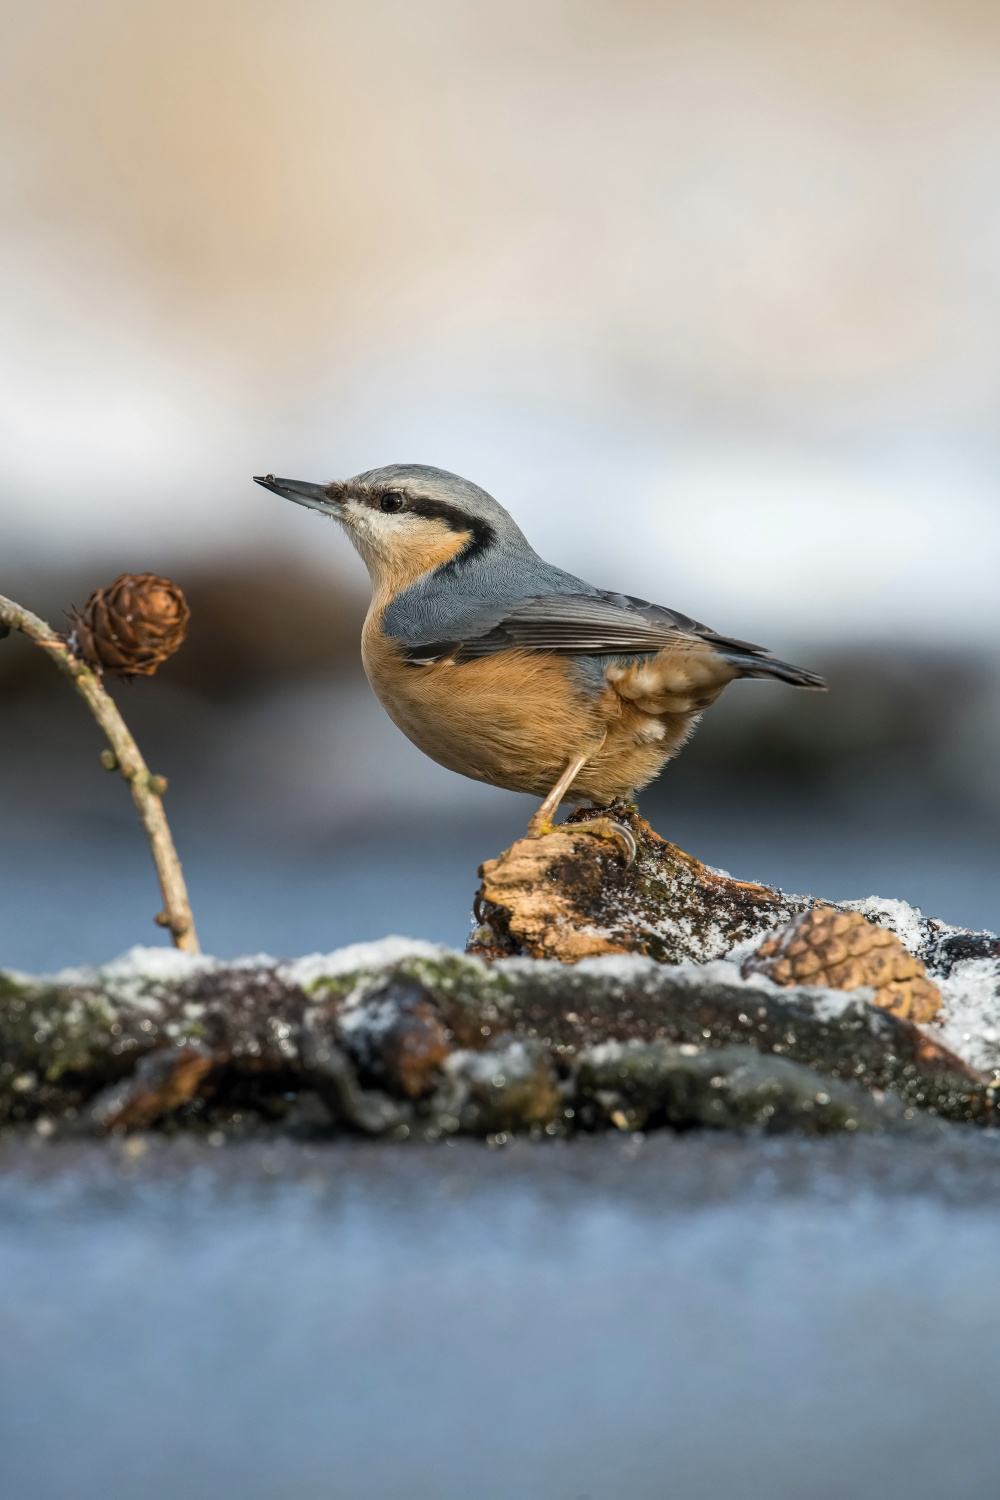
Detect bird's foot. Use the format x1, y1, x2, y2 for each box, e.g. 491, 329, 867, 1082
526, 809, 636, 866
525, 813, 556, 839
569, 813, 637, 867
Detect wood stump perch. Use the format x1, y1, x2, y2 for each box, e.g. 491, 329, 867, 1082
468, 809, 947, 1025
469, 808, 814, 965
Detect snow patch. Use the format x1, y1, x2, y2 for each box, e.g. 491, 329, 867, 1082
51, 945, 217, 988
808, 986, 877, 1020
839, 896, 963, 956
445, 1039, 542, 1085
581, 1038, 647, 1066
281, 937, 452, 990
674, 956, 764, 990
933, 959, 1000, 1075
569, 953, 666, 984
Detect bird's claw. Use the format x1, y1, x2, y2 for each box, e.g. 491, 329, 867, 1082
568, 815, 637, 867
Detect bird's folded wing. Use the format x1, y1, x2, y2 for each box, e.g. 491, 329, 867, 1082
403, 591, 761, 661
401, 590, 826, 689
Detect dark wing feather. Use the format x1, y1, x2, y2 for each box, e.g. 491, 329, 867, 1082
405, 592, 699, 660
403, 590, 825, 689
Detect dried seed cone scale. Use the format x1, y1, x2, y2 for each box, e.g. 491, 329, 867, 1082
70, 574, 190, 677
742, 906, 942, 1023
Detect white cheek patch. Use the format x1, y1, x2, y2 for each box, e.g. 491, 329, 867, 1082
334, 502, 382, 567
345, 501, 376, 532
342, 503, 396, 554
346, 503, 414, 538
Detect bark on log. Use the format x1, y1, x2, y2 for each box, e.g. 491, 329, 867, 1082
468, 808, 814, 963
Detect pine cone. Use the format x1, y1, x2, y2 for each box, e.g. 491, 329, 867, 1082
69, 574, 190, 678
742, 906, 941, 1023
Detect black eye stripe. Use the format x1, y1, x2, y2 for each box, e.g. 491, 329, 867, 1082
368, 490, 496, 569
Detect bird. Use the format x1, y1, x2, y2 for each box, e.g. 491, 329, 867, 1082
254, 464, 825, 861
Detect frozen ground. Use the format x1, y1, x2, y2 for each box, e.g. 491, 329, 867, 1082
3, 1132, 1000, 1500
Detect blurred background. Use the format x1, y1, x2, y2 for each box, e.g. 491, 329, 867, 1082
3, 0, 1000, 967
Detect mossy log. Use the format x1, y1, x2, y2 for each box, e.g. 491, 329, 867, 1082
0, 933, 991, 1141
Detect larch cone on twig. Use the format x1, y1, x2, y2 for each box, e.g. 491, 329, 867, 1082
0, 580, 198, 952
69, 573, 190, 678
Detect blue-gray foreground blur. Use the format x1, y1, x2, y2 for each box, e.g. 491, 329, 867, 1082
2, 1134, 999, 1500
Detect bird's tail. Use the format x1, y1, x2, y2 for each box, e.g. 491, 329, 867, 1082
717, 650, 827, 690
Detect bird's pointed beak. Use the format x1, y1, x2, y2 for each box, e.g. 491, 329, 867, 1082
252, 474, 345, 515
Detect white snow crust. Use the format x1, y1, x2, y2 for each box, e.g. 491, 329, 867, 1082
281, 937, 453, 990
41, 945, 218, 1010
935, 960, 1000, 1075
445, 1039, 542, 1086
52, 945, 217, 987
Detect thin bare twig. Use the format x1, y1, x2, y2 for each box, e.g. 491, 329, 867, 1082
0, 592, 199, 953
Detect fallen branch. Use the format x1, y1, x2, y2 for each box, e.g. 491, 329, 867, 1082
0, 592, 199, 952
0, 939, 991, 1138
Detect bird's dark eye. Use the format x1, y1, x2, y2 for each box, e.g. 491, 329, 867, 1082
380, 491, 405, 513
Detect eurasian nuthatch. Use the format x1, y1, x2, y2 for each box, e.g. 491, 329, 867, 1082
254, 464, 824, 859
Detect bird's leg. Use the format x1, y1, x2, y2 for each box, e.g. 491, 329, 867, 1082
526, 753, 589, 838
526, 752, 635, 865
